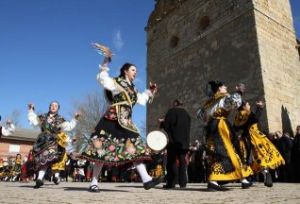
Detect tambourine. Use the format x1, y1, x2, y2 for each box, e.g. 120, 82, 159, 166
146, 130, 168, 152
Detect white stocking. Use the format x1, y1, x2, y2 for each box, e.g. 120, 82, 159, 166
37, 168, 46, 181
90, 163, 103, 187
134, 163, 152, 183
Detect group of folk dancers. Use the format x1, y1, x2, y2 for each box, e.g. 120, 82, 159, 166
0, 51, 285, 192
25, 53, 159, 192
197, 81, 285, 191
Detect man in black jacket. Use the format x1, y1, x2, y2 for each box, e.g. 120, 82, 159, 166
163, 99, 191, 189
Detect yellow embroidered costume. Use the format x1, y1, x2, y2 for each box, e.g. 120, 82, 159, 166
198, 83, 253, 186
234, 107, 285, 172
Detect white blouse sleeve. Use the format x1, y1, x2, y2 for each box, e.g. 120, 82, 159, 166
28, 110, 39, 126
60, 118, 78, 132
96, 65, 121, 95
222, 92, 242, 111
204, 93, 242, 121
137, 89, 153, 106
1, 123, 15, 136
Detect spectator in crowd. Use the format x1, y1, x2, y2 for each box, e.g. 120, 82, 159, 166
188, 140, 207, 183
291, 126, 300, 182
163, 99, 191, 189
275, 131, 293, 182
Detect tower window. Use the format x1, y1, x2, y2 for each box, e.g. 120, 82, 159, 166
199, 16, 210, 31
170, 36, 179, 48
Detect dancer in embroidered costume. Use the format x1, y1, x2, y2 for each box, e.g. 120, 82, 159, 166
233, 100, 285, 187
11, 154, 22, 182
81, 44, 160, 192
197, 81, 253, 191
28, 101, 80, 188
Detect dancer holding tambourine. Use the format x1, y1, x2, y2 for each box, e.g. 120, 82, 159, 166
81, 43, 161, 192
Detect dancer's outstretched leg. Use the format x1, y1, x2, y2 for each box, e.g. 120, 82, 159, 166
262, 169, 273, 187
34, 167, 47, 189
134, 163, 162, 190
89, 163, 103, 192
53, 171, 61, 185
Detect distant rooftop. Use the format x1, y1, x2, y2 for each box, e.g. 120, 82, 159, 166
1, 128, 39, 142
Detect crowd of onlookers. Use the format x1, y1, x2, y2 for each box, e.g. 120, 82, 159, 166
1, 125, 300, 183
0, 153, 159, 183
267, 127, 300, 183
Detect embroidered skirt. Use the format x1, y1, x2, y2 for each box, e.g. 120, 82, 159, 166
81, 117, 151, 167
33, 132, 67, 171
248, 124, 285, 172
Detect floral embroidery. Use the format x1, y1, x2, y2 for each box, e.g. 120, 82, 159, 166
81, 76, 151, 165
104, 77, 139, 133
117, 105, 138, 132
113, 77, 138, 105
84, 130, 150, 163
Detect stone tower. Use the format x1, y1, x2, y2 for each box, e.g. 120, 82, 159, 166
146, 0, 300, 140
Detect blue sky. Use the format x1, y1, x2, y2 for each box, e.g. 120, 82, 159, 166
291, 0, 300, 38
0, 0, 154, 131
0, 0, 299, 133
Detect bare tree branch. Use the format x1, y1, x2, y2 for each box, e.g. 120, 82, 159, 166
71, 91, 107, 152
5, 109, 22, 127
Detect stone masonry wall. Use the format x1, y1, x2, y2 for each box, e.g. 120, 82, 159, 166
146, 0, 264, 141
253, 0, 300, 135
146, 0, 300, 141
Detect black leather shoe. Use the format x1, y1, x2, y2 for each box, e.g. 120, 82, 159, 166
241, 181, 252, 189
264, 172, 273, 187
34, 179, 44, 189
89, 185, 100, 193
53, 176, 60, 185
163, 184, 175, 189
143, 177, 162, 190
207, 182, 229, 191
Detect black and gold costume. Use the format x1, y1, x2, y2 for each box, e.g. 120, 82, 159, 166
0, 159, 4, 180
11, 155, 22, 181
234, 107, 285, 173
30, 112, 70, 172
199, 92, 252, 182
